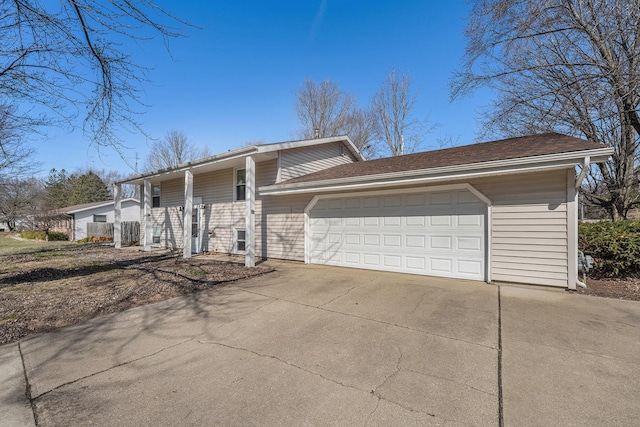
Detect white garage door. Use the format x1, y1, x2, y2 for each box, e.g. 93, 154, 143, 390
309, 189, 486, 281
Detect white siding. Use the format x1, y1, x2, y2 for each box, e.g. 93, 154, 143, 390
73, 200, 139, 241
279, 142, 355, 182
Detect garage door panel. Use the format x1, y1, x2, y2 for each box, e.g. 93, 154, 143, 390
363, 217, 379, 226
458, 260, 483, 276
406, 216, 426, 226
383, 234, 402, 247
309, 189, 485, 281
458, 214, 483, 226
363, 234, 379, 246
383, 216, 401, 226
430, 236, 452, 249
383, 255, 402, 268
431, 215, 452, 226
431, 258, 453, 273
457, 236, 483, 251
406, 235, 426, 248
406, 256, 427, 270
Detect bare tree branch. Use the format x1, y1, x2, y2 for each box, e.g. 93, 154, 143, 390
452, 0, 640, 220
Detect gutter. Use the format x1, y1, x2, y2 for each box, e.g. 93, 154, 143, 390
575, 156, 591, 289
116, 146, 258, 185
259, 147, 613, 196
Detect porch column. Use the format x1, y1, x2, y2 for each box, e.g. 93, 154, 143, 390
245, 155, 255, 267
143, 179, 152, 252
114, 184, 122, 249
183, 170, 193, 259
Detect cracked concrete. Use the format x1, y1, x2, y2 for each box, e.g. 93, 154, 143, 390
4, 260, 640, 426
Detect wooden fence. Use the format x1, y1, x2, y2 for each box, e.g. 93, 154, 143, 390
86, 221, 140, 245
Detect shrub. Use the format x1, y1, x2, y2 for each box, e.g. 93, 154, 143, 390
20, 230, 46, 240
76, 236, 94, 243
578, 220, 640, 278
20, 230, 68, 241
92, 235, 113, 243
47, 231, 68, 241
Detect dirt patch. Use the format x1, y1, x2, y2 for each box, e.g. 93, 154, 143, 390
576, 277, 640, 301
0, 245, 273, 345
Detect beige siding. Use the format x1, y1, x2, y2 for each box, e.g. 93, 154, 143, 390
160, 178, 183, 207
470, 169, 570, 287
151, 207, 183, 249
279, 143, 355, 182
149, 160, 281, 255
260, 169, 571, 286
259, 193, 313, 261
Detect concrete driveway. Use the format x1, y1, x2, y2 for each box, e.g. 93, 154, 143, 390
2, 260, 640, 426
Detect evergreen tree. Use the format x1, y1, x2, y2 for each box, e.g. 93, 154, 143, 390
69, 171, 112, 206
44, 169, 76, 209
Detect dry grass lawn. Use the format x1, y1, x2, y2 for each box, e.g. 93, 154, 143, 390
0, 234, 272, 345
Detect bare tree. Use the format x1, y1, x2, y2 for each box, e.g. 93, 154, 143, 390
294, 79, 377, 157
144, 130, 208, 172
452, 0, 640, 220
0, 178, 42, 231
0, 104, 40, 178
372, 68, 431, 156
0, 1, 190, 169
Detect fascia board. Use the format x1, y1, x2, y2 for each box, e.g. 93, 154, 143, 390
117, 147, 258, 185
259, 148, 613, 195
256, 135, 364, 161
64, 198, 140, 213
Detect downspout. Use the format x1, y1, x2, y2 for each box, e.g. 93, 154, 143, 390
575, 156, 590, 289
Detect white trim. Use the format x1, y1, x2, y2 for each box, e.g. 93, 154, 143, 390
143, 180, 152, 252
575, 156, 590, 189
63, 198, 139, 214
260, 148, 613, 196
567, 169, 578, 290
117, 135, 363, 185
114, 185, 122, 249
234, 228, 246, 254
183, 170, 193, 259
234, 167, 247, 202
276, 150, 282, 183
303, 183, 493, 283
245, 155, 256, 267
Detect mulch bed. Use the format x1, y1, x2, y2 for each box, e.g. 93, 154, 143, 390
576, 276, 640, 301
0, 245, 273, 345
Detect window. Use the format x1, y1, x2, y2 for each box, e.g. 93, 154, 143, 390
93, 214, 107, 223
152, 227, 161, 245
236, 229, 246, 252
152, 186, 161, 208
235, 169, 246, 201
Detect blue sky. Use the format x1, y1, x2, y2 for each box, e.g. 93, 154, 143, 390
34, 0, 494, 177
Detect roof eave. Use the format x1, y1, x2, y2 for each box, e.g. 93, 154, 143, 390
259, 147, 613, 196
116, 146, 259, 185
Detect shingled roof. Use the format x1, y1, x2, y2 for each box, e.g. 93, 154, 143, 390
281, 133, 604, 185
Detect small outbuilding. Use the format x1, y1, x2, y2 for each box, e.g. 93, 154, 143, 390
61, 199, 140, 241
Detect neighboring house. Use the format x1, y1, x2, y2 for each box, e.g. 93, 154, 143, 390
115, 133, 612, 290
60, 199, 140, 241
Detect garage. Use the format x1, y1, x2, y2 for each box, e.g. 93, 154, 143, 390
307, 186, 488, 281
